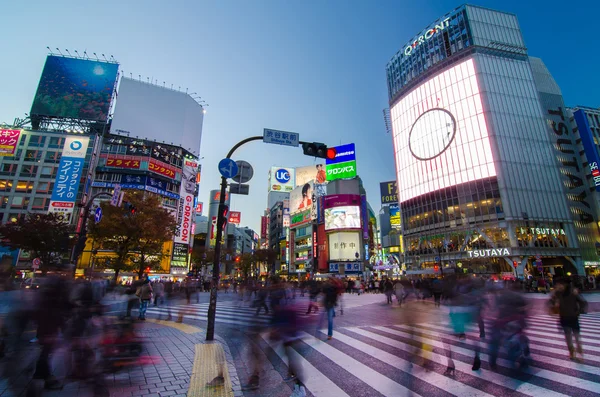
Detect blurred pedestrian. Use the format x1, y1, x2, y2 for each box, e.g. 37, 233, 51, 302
322, 280, 339, 340
393, 280, 405, 306
306, 280, 320, 314
153, 281, 165, 306
549, 279, 588, 362
384, 278, 394, 304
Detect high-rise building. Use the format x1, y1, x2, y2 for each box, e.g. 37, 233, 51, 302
386, 5, 588, 277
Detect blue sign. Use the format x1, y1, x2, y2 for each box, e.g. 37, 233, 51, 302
51, 156, 85, 202
94, 207, 103, 223
218, 158, 239, 179
574, 109, 600, 192
91, 181, 180, 200
275, 168, 291, 184
326, 143, 356, 165
263, 128, 300, 147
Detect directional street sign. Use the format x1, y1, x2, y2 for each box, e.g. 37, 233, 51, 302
218, 158, 239, 179
94, 207, 103, 223
230, 183, 250, 195
263, 128, 300, 147
232, 160, 254, 184
32, 258, 41, 269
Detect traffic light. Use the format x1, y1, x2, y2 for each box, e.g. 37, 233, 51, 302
434, 265, 439, 272
302, 142, 336, 160
123, 201, 137, 214
513, 261, 518, 268
235, 256, 240, 263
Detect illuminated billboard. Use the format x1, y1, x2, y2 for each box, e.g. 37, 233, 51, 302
31, 56, 118, 121
391, 58, 495, 202
290, 181, 314, 216
324, 206, 361, 231
389, 203, 401, 229
328, 231, 361, 261
268, 167, 295, 192
295, 165, 327, 196
0, 129, 21, 157
326, 143, 357, 181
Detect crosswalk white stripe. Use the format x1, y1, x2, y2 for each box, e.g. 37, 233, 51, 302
320, 329, 494, 397
147, 305, 273, 321
260, 332, 351, 397
525, 323, 600, 340
381, 325, 600, 392
298, 332, 423, 397
536, 314, 600, 324
434, 322, 600, 365
146, 308, 272, 326
407, 322, 600, 374
348, 327, 569, 397
524, 318, 600, 333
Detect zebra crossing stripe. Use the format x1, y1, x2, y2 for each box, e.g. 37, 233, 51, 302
385, 325, 599, 392
349, 327, 569, 397
419, 322, 600, 375
146, 307, 271, 327
318, 329, 493, 397
298, 331, 424, 397
260, 332, 351, 397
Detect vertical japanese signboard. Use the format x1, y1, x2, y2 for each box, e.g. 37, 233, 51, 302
49, 136, 90, 223
0, 129, 21, 156
174, 159, 197, 245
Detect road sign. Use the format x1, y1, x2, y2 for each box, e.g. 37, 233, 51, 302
263, 128, 300, 147
230, 183, 249, 195
232, 160, 254, 184
535, 255, 541, 260
435, 256, 440, 262
218, 158, 239, 179
32, 258, 40, 269
110, 184, 122, 206
94, 207, 103, 223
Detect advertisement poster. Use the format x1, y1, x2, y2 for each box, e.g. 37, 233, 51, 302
295, 165, 327, 196
290, 181, 315, 216
196, 202, 203, 215
149, 159, 176, 179
106, 156, 140, 169
49, 136, 90, 223
389, 203, 401, 229
380, 181, 398, 204
261, 216, 268, 239
268, 167, 295, 192
174, 159, 197, 245
324, 206, 361, 230
324, 194, 361, 209
0, 129, 21, 156
328, 232, 361, 261
326, 143, 357, 181
228, 211, 241, 224
31, 56, 119, 121
290, 210, 311, 228
171, 242, 189, 270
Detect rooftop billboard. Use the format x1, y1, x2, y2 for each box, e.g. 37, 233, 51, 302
111, 78, 204, 154
326, 143, 357, 181
295, 164, 327, 196
391, 58, 496, 202
268, 167, 295, 192
31, 56, 118, 121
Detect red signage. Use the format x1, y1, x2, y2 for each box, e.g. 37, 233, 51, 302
317, 224, 328, 272
228, 211, 241, 224
0, 129, 21, 156
106, 156, 141, 169
212, 191, 229, 202
149, 159, 176, 178
195, 202, 203, 214
180, 195, 194, 243
260, 216, 268, 239
50, 202, 74, 208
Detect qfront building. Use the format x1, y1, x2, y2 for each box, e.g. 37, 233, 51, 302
386, 5, 593, 277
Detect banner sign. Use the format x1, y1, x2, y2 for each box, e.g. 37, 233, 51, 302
380, 181, 398, 204
326, 160, 357, 181
390, 203, 401, 229
290, 209, 311, 228
171, 242, 189, 269
91, 180, 179, 199
0, 129, 21, 156
326, 143, 356, 165
574, 109, 600, 192
196, 202, 203, 215
324, 194, 361, 209
228, 211, 241, 224
149, 159, 176, 179
174, 159, 197, 245
261, 216, 268, 239
106, 156, 141, 169
49, 136, 90, 223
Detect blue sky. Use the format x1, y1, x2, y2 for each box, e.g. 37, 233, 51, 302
1, 0, 598, 234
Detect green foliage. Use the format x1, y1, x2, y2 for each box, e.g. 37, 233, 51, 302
87, 192, 177, 280
0, 212, 72, 273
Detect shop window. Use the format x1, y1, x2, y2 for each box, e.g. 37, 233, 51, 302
24, 150, 41, 162
19, 134, 26, 146
11, 196, 26, 208
44, 151, 59, 163
0, 163, 15, 176
0, 180, 12, 192
28, 135, 46, 147
32, 197, 45, 209
49, 137, 61, 148
15, 181, 34, 193
36, 181, 50, 193
40, 166, 54, 178
0, 196, 8, 209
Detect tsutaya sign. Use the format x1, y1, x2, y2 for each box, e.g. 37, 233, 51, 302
404, 17, 451, 57
466, 248, 511, 258
520, 227, 566, 237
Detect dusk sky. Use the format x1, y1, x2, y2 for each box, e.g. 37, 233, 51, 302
1, 0, 598, 234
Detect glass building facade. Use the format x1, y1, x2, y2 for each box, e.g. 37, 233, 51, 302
387, 5, 586, 276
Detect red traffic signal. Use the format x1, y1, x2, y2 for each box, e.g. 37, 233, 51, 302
235, 256, 240, 262
326, 147, 337, 160
513, 261, 518, 268
433, 265, 439, 272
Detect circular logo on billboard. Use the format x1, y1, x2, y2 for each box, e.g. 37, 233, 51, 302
275, 169, 291, 184
70, 140, 83, 151
408, 108, 456, 161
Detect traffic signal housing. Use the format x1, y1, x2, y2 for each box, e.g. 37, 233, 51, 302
302, 142, 336, 160
123, 201, 137, 214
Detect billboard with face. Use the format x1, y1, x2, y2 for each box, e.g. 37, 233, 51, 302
295, 165, 327, 196
390, 58, 496, 203
324, 206, 361, 231
31, 56, 118, 121
290, 181, 314, 216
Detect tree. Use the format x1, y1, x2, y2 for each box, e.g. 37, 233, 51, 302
87, 192, 177, 281
0, 212, 72, 274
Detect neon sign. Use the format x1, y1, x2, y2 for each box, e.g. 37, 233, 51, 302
404, 18, 450, 57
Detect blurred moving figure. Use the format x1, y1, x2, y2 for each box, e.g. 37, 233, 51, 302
135, 278, 153, 321
549, 278, 588, 362
321, 279, 340, 340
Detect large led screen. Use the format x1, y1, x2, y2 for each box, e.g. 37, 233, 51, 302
31, 56, 118, 121
390, 58, 495, 203
324, 206, 361, 231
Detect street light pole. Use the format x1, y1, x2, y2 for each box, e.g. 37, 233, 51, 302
206, 136, 263, 341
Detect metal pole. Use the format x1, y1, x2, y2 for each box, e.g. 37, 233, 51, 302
206, 136, 263, 341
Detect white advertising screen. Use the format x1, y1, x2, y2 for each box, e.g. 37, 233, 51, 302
390, 58, 496, 203
324, 206, 361, 230
328, 231, 361, 261
111, 78, 204, 154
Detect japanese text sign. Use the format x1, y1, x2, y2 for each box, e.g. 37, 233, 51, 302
0, 129, 21, 156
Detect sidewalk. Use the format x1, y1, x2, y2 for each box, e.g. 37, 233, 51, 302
0, 318, 242, 397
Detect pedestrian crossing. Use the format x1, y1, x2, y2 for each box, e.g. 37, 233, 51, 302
257, 312, 600, 396
145, 300, 323, 328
